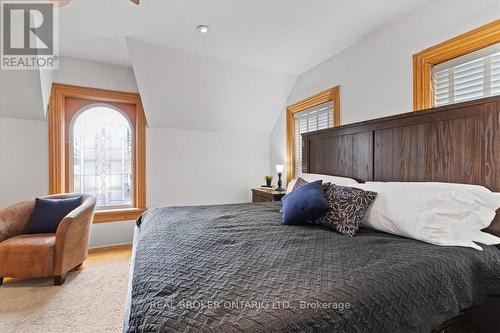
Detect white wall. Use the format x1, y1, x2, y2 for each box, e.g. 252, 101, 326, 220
269, 109, 287, 180
128, 39, 294, 207
0, 71, 46, 120
39, 69, 54, 115
148, 128, 269, 208
89, 221, 136, 248
54, 57, 139, 93
269, 0, 500, 179
0, 118, 48, 207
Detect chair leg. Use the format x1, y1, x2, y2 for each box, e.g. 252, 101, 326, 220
73, 263, 83, 271
54, 274, 66, 286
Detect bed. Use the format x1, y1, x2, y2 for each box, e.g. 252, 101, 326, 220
124, 96, 500, 332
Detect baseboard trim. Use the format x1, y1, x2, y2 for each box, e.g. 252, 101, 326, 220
88, 243, 132, 254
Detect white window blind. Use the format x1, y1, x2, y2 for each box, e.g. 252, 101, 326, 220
294, 101, 334, 177
432, 43, 500, 106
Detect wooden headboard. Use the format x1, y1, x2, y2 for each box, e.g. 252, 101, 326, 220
302, 95, 500, 235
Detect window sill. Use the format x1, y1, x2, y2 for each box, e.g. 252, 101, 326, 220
93, 208, 147, 223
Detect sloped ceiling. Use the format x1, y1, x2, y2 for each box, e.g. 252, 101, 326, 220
1, 1, 429, 124
59, 0, 427, 74
127, 38, 296, 132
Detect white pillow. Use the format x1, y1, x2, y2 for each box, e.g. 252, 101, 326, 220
352, 182, 500, 250
286, 173, 359, 194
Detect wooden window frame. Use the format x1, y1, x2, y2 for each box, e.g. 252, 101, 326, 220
413, 19, 500, 111
49, 83, 147, 223
286, 86, 340, 183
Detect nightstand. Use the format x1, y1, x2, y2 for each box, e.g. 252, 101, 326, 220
251, 188, 286, 203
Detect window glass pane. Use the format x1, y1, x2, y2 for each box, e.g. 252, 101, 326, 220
432, 43, 500, 106
72, 106, 132, 208
293, 101, 334, 177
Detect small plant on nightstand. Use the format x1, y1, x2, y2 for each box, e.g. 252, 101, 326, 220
264, 175, 273, 187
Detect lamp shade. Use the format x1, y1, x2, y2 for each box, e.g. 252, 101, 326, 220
276, 164, 284, 173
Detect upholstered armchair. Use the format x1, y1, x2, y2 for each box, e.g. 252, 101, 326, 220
0, 194, 96, 286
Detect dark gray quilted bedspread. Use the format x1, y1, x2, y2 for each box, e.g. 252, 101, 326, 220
125, 202, 500, 333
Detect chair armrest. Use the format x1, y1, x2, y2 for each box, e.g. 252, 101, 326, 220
0, 199, 35, 242
54, 195, 96, 275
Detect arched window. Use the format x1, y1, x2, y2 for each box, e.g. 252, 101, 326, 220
72, 106, 132, 208
286, 86, 340, 182
49, 84, 146, 223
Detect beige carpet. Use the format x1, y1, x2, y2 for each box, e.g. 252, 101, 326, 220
0, 260, 130, 333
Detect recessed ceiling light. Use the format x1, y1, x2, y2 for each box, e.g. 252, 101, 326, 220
196, 25, 210, 34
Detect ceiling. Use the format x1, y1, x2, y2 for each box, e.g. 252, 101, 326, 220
127, 38, 296, 131
59, 0, 427, 75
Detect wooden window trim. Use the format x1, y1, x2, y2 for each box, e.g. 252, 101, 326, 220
49, 83, 147, 223
286, 86, 340, 183
413, 19, 500, 111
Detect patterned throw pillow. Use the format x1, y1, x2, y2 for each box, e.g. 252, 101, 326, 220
314, 184, 377, 237
293, 177, 331, 192
292, 177, 309, 191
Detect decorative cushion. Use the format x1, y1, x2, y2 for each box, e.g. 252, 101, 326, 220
314, 184, 377, 236
279, 178, 328, 214
293, 177, 331, 192
292, 177, 309, 191
24, 196, 82, 234
281, 180, 330, 225
286, 173, 360, 194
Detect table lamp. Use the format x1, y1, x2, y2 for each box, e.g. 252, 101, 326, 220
276, 164, 284, 191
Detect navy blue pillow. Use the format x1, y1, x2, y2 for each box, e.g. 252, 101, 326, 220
281, 180, 329, 225
24, 196, 82, 234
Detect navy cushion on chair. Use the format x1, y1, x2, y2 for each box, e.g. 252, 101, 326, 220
24, 196, 82, 234
281, 180, 329, 225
